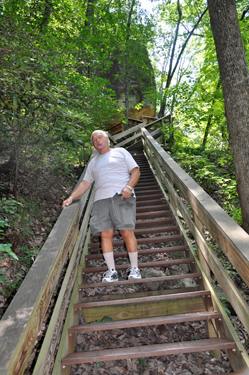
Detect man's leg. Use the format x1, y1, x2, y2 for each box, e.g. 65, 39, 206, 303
119, 229, 137, 252
120, 229, 141, 279
101, 228, 114, 253
101, 229, 118, 282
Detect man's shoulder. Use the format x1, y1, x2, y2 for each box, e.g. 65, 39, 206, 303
112, 147, 129, 155
87, 154, 98, 168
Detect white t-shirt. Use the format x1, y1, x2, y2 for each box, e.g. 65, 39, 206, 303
84, 148, 139, 202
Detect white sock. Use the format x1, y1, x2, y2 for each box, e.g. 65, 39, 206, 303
128, 251, 138, 269
103, 252, 115, 270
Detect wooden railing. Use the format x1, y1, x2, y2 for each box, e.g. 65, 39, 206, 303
140, 115, 158, 123
0, 152, 97, 375
128, 117, 144, 126
111, 114, 170, 148
142, 127, 249, 366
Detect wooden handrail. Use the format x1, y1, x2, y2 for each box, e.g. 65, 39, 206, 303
142, 127, 249, 335
128, 117, 144, 123
142, 128, 249, 286
0, 152, 96, 375
140, 116, 158, 119
113, 114, 170, 142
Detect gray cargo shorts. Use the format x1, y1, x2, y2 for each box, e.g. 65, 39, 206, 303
90, 193, 136, 236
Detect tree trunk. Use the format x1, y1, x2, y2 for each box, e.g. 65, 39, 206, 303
201, 80, 221, 150
158, 4, 207, 117
124, 0, 136, 127
208, 0, 249, 233
85, 0, 94, 78
40, 1, 52, 30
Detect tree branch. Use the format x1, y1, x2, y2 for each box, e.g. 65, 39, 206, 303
240, 6, 249, 20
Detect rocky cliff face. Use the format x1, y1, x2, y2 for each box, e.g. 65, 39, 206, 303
102, 44, 156, 122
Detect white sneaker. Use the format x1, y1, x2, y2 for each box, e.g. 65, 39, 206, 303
127, 267, 142, 280
102, 269, 118, 282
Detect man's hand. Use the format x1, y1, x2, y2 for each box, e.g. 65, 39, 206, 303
121, 186, 132, 200
62, 180, 92, 208
62, 197, 73, 208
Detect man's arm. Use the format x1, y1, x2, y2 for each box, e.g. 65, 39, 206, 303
121, 167, 140, 200
62, 180, 92, 208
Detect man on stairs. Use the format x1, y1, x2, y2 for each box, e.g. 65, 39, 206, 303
62, 130, 141, 282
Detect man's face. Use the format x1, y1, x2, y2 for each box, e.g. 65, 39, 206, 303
92, 132, 109, 154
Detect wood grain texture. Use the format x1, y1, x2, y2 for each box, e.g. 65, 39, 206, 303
144, 131, 249, 336
51, 230, 92, 375
142, 128, 249, 289
33, 191, 94, 375
0, 156, 94, 375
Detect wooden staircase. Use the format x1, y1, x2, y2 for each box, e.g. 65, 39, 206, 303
1, 124, 249, 374
61, 145, 238, 374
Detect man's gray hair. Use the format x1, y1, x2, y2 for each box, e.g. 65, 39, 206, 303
91, 130, 110, 146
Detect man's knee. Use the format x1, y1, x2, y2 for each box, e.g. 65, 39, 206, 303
120, 229, 134, 239
101, 229, 114, 239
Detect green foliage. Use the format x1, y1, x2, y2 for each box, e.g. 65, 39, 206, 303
0, 270, 22, 298
172, 147, 242, 225
101, 316, 113, 323
0, 244, 18, 261
139, 357, 148, 365
0, 0, 156, 196
0, 220, 9, 236
0, 199, 24, 260
0, 198, 23, 232
0, 0, 125, 193
19, 246, 40, 268
219, 296, 232, 317
89, 316, 113, 324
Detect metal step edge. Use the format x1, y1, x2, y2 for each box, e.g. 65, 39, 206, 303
79, 272, 201, 289
68, 311, 222, 334
61, 338, 235, 366
85, 244, 188, 260
90, 225, 180, 241
74, 289, 210, 310
88, 234, 184, 249
82, 258, 195, 274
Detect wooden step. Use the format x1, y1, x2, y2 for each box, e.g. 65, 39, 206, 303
136, 204, 170, 213
82, 258, 195, 274
135, 186, 162, 196
68, 311, 222, 334
135, 217, 176, 227
88, 234, 184, 249
79, 272, 202, 289
85, 244, 189, 260
136, 189, 162, 195
137, 176, 155, 181
61, 338, 235, 366
134, 225, 179, 234
136, 193, 164, 201
136, 181, 156, 187
136, 210, 172, 219
90, 225, 179, 241
135, 183, 159, 190
137, 173, 155, 178
136, 199, 168, 207
74, 290, 210, 310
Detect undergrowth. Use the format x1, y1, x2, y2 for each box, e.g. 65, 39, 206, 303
0, 163, 82, 318
172, 146, 242, 226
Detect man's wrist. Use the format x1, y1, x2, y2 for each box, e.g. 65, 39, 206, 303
69, 196, 73, 201
126, 185, 133, 191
